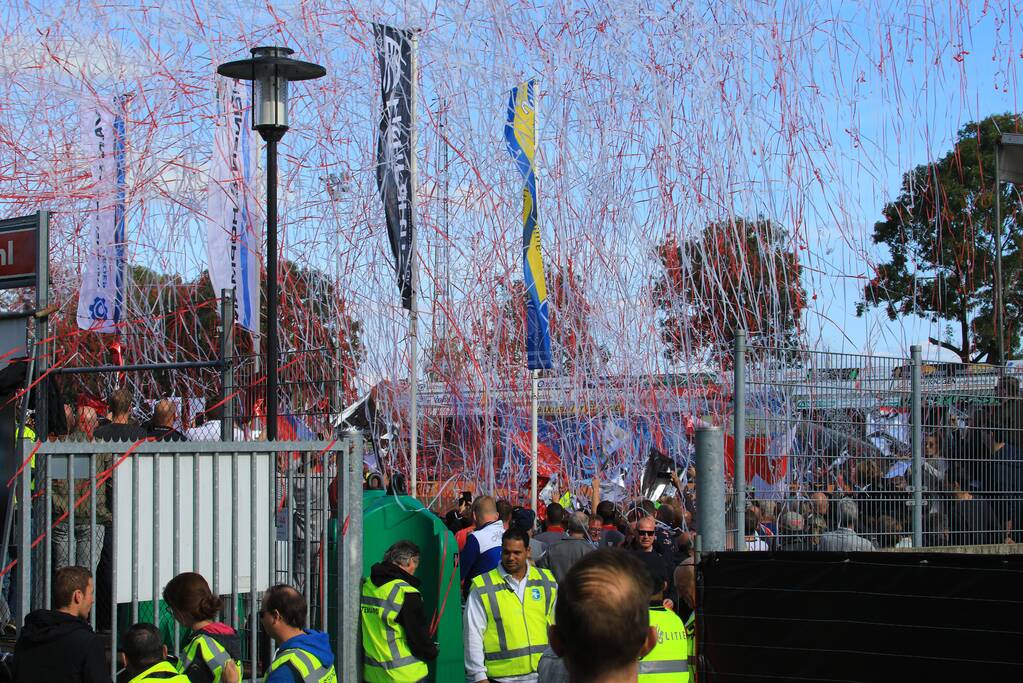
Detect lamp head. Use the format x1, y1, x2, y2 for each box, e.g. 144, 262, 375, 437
217, 46, 326, 142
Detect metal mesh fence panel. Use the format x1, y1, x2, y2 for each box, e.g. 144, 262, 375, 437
737, 342, 1022, 551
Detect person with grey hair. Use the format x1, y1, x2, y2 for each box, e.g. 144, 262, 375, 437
537, 512, 595, 583
776, 510, 811, 551
361, 540, 438, 680
818, 498, 876, 551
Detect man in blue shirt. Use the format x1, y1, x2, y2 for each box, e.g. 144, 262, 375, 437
460, 496, 505, 596
261, 585, 336, 682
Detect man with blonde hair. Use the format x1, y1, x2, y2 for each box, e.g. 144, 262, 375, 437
549, 549, 656, 683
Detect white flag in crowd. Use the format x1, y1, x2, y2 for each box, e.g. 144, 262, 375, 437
208, 79, 262, 333
77, 98, 127, 333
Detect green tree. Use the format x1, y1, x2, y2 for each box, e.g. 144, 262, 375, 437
51, 261, 363, 420
458, 263, 607, 380
548, 260, 608, 373
652, 216, 806, 360
858, 113, 1023, 363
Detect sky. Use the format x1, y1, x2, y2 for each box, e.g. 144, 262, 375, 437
0, 0, 1021, 391
794, 1, 1020, 360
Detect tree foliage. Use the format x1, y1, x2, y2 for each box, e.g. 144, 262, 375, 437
858, 113, 1023, 363
432, 261, 607, 383
48, 260, 364, 419
652, 216, 806, 360
548, 259, 608, 374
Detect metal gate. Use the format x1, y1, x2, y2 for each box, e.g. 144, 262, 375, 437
7, 437, 363, 681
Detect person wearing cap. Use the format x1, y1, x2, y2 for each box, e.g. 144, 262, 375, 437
512, 506, 546, 560
637, 564, 689, 682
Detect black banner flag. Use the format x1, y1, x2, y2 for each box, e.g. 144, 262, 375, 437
374, 23, 414, 310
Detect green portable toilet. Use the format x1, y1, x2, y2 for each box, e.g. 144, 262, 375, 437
328, 492, 463, 682
363, 493, 462, 682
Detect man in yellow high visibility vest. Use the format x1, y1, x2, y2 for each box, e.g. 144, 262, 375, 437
637, 567, 689, 682
361, 540, 438, 682
118, 622, 190, 682
675, 554, 697, 676
464, 528, 557, 683
261, 585, 336, 683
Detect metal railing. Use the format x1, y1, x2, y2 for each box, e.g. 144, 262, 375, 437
6, 437, 363, 681
731, 332, 1023, 551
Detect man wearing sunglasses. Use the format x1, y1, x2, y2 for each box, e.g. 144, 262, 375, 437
630, 517, 673, 611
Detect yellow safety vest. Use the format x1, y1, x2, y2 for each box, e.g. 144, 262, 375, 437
361, 577, 429, 682
266, 647, 337, 683
470, 565, 557, 679
16, 425, 36, 492
177, 632, 240, 683
638, 607, 690, 682
127, 660, 191, 682
685, 610, 696, 663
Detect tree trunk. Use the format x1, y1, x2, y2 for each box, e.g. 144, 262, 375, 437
928, 336, 967, 363
961, 313, 972, 364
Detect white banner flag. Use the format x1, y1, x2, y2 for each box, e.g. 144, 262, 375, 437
77, 100, 127, 332
208, 79, 262, 333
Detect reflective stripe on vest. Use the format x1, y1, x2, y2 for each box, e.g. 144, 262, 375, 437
267, 647, 337, 683
638, 608, 690, 682
470, 566, 556, 678
128, 660, 191, 683
685, 610, 696, 660
178, 632, 236, 683
361, 577, 429, 682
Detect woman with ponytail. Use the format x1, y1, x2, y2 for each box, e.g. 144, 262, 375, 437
163, 572, 240, 683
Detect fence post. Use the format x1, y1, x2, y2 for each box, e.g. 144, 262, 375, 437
15, 440, 31, 626
696, 426, 726, 554
733, 331, 746, 551
338, 435, 363, 678
35, 210, 49, 439
910, 345, 924, 547
220, 289, 235, 442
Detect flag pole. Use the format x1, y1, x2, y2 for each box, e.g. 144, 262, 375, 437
531, 369, 539, 513
530, 80, 541, 513
409, 30, 420, 500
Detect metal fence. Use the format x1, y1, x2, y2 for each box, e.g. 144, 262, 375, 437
4, 437, 363, 681
731, 333, 1023, 552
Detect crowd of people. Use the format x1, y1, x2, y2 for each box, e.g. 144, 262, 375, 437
8, 379, 1023, 682
361, 528, 692, 683
8, 566, 335, 682
759, 382, 1023, 550
416, 483, 695, 683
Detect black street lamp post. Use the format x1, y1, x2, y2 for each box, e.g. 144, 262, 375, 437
217, 47, 325, 440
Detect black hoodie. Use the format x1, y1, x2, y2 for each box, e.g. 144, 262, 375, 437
13, 609, 112, 683
368, 562, 439, 662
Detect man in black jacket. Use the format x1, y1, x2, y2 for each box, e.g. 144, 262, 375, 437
146, 400, 187, 442
361, 541, 438, 680
13, 565, 112, 683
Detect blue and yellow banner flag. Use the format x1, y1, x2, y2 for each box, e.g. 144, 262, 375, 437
505, 80, 552, 370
